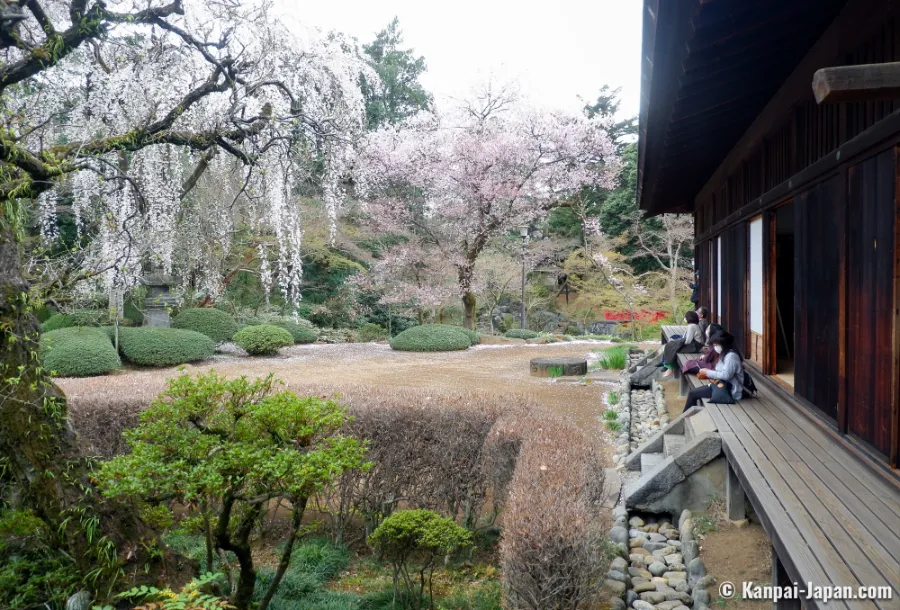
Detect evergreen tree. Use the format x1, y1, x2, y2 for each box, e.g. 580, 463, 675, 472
361, 18, 433, 129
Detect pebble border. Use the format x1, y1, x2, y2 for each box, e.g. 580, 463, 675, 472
605, 508, 713, 610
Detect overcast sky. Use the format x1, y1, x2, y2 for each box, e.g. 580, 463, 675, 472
274, 0, 642, 118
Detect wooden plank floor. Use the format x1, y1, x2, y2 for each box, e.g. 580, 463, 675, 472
707, 399, 900, 610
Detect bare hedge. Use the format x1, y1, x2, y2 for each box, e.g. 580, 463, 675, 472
65, 380, 609, 608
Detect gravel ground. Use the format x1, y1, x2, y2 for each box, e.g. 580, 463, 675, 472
59, 341, 656, 434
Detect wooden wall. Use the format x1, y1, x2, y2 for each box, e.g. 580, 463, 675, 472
794, 176, 843, 422
695, 14, 900, 237
685, 0, 900, 467
847, 149, 896, 456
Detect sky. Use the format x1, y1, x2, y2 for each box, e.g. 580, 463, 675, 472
274, 0, 642, 119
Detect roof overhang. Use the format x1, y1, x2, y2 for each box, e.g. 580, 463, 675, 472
637, 0, 848, 216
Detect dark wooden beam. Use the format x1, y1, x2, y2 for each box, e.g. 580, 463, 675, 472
813, 62, 900, 104
694, 0, 890, 207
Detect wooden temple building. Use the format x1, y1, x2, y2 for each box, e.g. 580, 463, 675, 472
639, 0, 900, 606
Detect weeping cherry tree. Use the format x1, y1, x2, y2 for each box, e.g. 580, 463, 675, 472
0, 0, 371, 589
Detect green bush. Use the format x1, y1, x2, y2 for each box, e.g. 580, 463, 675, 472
0, 508, 81, 610
455, 326, 480, 345
172, 308, 239, 343
40, 327, 121, 377
389, 325, 471, 352
117, 327, 215, 366
368, 510, 473, 610
273, 320, 318, 344
233, 324, 294, 355
504, 328, 540, 340
357, 322, 389, 342
41, 310, 104, 332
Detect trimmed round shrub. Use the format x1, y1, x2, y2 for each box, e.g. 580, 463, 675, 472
504, 328, 540, 340
172, 308, 239, 343
42, 310, 104, 332
233, 324, 294, 355
272, 321, 318, 344
389, 325, 472, 352
41, 327, 121, 377
455, 326, 480, 345
42, 314, 76, 332
357, 322, 388, 343
117, 327, 215, 367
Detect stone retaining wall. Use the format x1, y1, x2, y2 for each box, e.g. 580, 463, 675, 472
605, 508, 712, 610
610, 374, 670, 469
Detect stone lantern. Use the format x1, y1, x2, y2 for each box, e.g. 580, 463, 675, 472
141, 273, 178, 327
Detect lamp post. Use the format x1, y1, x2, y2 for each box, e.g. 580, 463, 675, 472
520, 227, 528, 329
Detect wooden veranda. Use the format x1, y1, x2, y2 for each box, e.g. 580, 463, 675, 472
660, 326, 900, 609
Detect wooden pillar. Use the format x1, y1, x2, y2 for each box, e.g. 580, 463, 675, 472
726, 460, 746, 521
771, 546, 801, 610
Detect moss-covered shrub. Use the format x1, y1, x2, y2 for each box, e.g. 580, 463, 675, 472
272, 320, 318, 344
41, 327, 121, 377
356, 322, 389, 342
390, 325, 471, 352
504, 328, 540, 340
117, 327, 215, 367
171, 308, 238, 343
233, 324, 294, 355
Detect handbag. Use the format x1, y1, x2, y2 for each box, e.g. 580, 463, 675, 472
682, 359, 701, 374
709, 381, 735, 404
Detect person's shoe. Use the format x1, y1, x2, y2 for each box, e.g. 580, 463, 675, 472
662, 369, 673, 378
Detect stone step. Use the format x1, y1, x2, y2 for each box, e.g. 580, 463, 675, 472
685, 409, 717, 440
664, 432, 686, 458
641, 451, 665, 474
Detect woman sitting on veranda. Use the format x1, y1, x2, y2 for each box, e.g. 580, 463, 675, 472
683, 331, 745, 411
661, 311, 705, 378
682, 323, 724, 375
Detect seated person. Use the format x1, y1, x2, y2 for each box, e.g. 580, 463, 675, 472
682, 324, 723, 374
662, 311, 705, 378
683, 332, 745, 411
696, 306, 710, 336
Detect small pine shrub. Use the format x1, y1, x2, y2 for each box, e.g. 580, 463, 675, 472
389, 325, 471, 352
608, 391, 620, 405
603, 409, 619, 421
40, 327, 121, 377
233, 324, 294, 355
172, 308, 239, 343
605, 420, 622, 433
357, 322, 389, 342
117, 327, 215, 366
504, 328, 540, 340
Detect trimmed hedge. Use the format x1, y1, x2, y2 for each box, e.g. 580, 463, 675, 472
172, 308, 238, 343
233, 324, 294, 355
272, 321, 318, 344
42, 310, 104, 332
504, 329, 540, 340
41, 327, 121, 377
117, 327, 215, 367
389, 325, 472, 352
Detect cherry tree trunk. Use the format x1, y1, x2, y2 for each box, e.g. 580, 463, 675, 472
462, 292, 477, 330
0, 221, 190, 594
